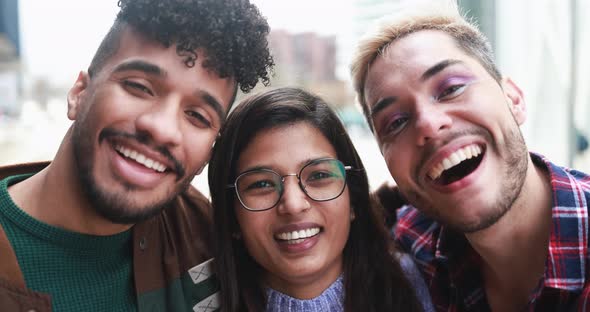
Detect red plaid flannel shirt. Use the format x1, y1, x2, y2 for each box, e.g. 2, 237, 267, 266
394, 153, 590, 311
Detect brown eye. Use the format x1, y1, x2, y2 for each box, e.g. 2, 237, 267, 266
185, 110, 212, 128
379, 114, 409, 137
437, 84, 466, 101
123, 80, 154, 96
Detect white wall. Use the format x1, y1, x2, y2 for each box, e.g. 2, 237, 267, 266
495, 0, 589, 167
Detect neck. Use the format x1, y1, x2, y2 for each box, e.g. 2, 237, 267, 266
7, 128, 132, 236
465, 155, 553, 309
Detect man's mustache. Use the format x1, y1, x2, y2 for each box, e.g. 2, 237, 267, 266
99, 128, 186, 178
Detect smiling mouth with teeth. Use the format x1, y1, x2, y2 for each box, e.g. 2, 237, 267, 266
275, 227, 321, 245
427, 144, 484, 185
114, 145, 168, 173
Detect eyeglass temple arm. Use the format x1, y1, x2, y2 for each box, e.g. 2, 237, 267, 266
345, 166, 365, 173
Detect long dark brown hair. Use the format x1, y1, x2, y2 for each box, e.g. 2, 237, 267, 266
208, 87, 422, 311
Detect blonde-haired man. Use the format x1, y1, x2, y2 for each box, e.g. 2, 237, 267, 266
351, 1, 590, 310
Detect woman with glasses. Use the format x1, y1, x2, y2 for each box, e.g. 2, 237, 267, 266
208, 87, 432, 311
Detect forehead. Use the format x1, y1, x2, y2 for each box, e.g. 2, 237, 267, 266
382, 30, 467, 63
378, 30, 468, 70
364, 30, 483, 100
101, 27, 237, 112
99, 27, 177, 74
237, 122, 337, 170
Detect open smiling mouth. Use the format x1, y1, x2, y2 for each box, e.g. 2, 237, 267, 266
427, 144, 485, 186
114, 144, 169, 173
275, 227, 322, 245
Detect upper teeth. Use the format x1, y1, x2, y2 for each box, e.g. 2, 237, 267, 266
115, 145, 167, 173
276, 227, 320, 241
428, 144, 482, 180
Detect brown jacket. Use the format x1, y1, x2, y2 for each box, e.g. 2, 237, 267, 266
0, 162, 217, 311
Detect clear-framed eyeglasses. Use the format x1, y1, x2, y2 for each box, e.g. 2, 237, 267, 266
228, 158, 354, 212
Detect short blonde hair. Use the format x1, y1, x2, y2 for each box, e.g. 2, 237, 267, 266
350, 0, 500, 132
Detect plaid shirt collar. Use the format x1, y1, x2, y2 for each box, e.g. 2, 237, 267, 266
534, 153, 589, 291
434, 153, 588, 288
397, 152, 590, 310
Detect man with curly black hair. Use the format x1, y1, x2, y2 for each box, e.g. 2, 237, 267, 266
0, 0, 274, 311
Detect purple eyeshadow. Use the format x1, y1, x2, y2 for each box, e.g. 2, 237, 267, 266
436, 75, 474, 93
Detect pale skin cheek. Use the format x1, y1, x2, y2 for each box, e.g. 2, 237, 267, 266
379, 140, 392, 159
382, 149, 431, 207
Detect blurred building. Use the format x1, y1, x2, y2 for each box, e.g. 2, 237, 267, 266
268, 30, 354, 107
269, 30, 337, 84
0, 0, 21, 118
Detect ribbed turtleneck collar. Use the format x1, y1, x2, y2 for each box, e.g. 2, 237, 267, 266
265, 275, 344, 312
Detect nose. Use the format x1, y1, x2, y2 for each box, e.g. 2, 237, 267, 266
135, 97, 183, 147
414, 102, 452, 146
276, 175, 311, 215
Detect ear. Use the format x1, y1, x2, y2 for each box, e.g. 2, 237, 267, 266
196, 137, 219, 175
67, 71, 90, 120
502, 77, 526, 125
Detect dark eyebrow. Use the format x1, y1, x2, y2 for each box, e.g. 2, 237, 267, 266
243, 165, 270, 172
112, 60, 166, 77
370, 96, 397, 119
196, 90, 226, 126
240, 157, 331, 175
369, 59, 463, 119
113, 60, 225, 124
420, 59, 463, 82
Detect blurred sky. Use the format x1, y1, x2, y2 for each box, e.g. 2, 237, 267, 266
18, 0, 354, 88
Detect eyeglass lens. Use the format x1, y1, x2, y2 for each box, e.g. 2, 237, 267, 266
235, 159, 347, 211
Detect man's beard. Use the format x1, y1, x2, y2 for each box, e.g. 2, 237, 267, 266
405, 122, 529, 233
71, 123, 193, 224
455, 124, 527, 233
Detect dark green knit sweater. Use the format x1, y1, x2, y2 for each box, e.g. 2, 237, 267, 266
0, 174, 136, 311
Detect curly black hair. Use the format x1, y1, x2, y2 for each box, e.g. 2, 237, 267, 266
88, 0, 274, 93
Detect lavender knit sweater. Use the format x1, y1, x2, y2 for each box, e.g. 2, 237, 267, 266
265, 254, 434, 311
